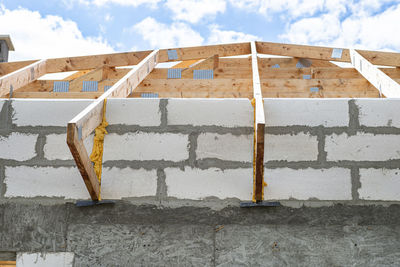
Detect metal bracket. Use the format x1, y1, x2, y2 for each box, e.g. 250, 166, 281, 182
167, 49, 178, 60
240, 201, 281, 208
271, 64, 280, 68
303, 74, 311, 80
53, 81, 69, 92
104, 85, 112, 92
82, 81, 98, 92
9, 85, 13, 99
310, 87, 319, 92
193, 69, 214, 79
30, 67, 35, 80
167, 68, 182, 79
331, 48, 343, 59
77, 126, 82, 140
141, 93, 159, 98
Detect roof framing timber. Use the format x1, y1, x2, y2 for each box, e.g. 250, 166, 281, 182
251, 41, 266, 202
67, 49, 159, 201
350, 49, 400, 98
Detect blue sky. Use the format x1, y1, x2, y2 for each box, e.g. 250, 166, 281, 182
0, 0, 400, 61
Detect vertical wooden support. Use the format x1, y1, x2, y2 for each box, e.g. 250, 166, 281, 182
251, 41, 266, 202
67, 50, 159, 200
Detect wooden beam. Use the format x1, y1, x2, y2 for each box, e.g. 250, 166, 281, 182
0, 59, 47, 97
158, 42, 250, 62
350, 49, 400, 97
67, 123, 100, 200
257, 41, 400, 67
46, 50, 151, 73
69, 49, 159, 140
9, 91, 102, 99
251, 41, 265, 202
67, 50, 158, 201
0, 60, 38, 76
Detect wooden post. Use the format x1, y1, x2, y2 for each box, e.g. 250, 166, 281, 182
251, 41, 266, 202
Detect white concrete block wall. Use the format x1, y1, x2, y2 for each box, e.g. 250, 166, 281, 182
359, 168, 400, 201
106, 98, 161, 126
16, 252, 74, 267
0, 133, 37, 161
325, 133, 400, 161
165, 168, 253, 200
196, 133, 252, 162
357, 99, 400, 127
103, 133, 189, 161
264, 168, 352, 200
12, 99, 93, 126
43, 133, 93, 160
4, 167, 90, 199
264, 99, 349, 127
0, 99, 4, 112
167, 99, 253, 127
101, 167, 157, 199
265, 133, 318, 161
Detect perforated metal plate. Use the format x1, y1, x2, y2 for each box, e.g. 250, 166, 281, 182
271, 64, 280, 68
104, 85, 112, 92
331, 48, 343, 59
310, 87, 319, 92
167, 49, 178, 60
193, 69, 213, 79
303, 74, 311, 80
53, 81, 69, 92
82, 81, 98, 92
167, 68, 182, 79
141, 93, 159, 98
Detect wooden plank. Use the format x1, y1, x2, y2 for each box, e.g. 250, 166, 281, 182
66, 50, 158, 201
259, 57, 338, 68
350, 49, 400, 97
251, 41, 265, 202
158, 42, 251, 62
67, 123, 100, 200
0, 60, 38, 76
0, 59, 47, 97
46, 50, 151, 73
257, 41, 400, 67
69, 49, 159, 141
10, 91, 102, 99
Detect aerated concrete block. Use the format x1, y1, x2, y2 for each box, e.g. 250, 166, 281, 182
12, 99, 93, 126
101, 167, 157, 199
265, 133, 318, 161
103, 132, 188, 162
196, 133, 252, 162
325, 133, 400, 161
16, 252, 74, 267
263, 99, 349, 127
359, 168, 400, 201
167, 99, 253, 127
165, 167, 253, 200
0, 132, 37, 161
4, 166, 90, 199
43, 133, 93, 160
357, 99, 400, 127
106, 98, 161, 126
264, 168, 352, 200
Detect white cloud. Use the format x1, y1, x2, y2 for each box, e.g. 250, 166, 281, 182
165, 0, 226, 23
280, 2, 400, 51
133, 17, 204, 48
0, 5, 114, 61
63, 0, 161, 8
207, 25, 259, 44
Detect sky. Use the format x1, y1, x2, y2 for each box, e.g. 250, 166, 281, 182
1, 0, 400, 61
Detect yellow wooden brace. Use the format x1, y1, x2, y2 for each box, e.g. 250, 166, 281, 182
251, 98, 267, 202
90, 99, 108, 200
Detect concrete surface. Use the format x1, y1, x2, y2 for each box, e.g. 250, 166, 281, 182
1, 202, 400, 267
16, 252, 74, 267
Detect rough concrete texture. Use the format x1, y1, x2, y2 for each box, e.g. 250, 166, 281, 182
357, 99, 400, 127
1, 202, 400, 267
